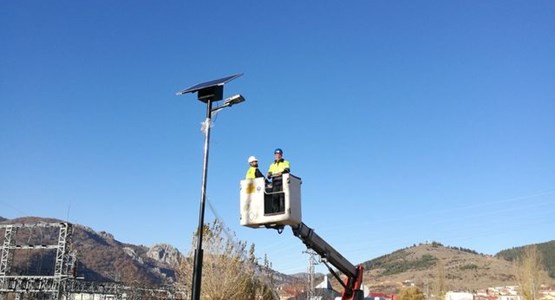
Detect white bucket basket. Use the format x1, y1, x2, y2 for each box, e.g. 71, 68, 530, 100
240, 173, 302, 228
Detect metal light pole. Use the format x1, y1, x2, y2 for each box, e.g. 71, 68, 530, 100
191, 98, 212, 300
176, 74, 244, 300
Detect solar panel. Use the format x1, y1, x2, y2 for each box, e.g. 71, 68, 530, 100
176, 73, 243, 102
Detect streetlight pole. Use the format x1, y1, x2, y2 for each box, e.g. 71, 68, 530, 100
191, 98, 212, 300
176, 74, 244, 300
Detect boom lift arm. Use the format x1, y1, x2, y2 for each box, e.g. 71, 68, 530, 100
292, 222, 364, 300
240, 174, 364, 299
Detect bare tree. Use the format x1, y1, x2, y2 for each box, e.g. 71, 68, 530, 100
177, 219, 275, 300
516, 245, 545, 300
432, 260, 446, 300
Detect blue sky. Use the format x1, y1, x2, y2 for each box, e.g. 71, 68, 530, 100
1, 1, 554, 275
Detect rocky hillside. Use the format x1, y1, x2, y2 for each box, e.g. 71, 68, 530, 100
0, 216, 180, 287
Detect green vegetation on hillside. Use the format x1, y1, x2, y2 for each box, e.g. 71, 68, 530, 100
363, 249, 437, 276
496, 240, 555, 279
459, 263, 479, 271
429, 241, 483, 255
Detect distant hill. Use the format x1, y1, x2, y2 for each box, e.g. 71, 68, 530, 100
495, 240, 555, 279
358, 241, 555, 294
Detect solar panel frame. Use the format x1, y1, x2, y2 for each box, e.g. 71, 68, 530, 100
176, 73, 243, 101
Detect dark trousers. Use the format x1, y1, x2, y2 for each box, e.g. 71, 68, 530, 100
264, 176, 285, 214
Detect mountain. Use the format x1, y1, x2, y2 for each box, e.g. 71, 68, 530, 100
358, 241, 555, 294
2, 216, 554, 294
0, 216, 179, 286
0, 216, 300, 289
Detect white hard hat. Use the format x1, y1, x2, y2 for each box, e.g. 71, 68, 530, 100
248, 156, 258, 163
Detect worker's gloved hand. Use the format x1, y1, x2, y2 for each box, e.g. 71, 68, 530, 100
267, 172, 272, 179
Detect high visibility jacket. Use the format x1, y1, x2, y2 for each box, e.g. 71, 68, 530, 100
267, 159, 290, 176
246, 167, 264, 179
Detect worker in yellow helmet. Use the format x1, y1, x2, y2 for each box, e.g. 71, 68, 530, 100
245, 156, 264, 179
266, 148, 290, 214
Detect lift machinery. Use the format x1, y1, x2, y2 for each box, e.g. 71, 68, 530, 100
240, 174, 364, 300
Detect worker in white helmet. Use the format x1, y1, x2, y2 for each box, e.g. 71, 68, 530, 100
245, 156, 265, 179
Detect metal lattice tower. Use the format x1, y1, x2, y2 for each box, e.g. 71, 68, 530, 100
0, 225, 16, 290
304, 249, 319, 300
54, 222, 72, 277
0, 222, 74, 299
54, 222, 73, 299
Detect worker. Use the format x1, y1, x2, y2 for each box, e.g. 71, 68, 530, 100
266, 148, 290, 214
266, 148, 290, 178
245, 156, 265, 179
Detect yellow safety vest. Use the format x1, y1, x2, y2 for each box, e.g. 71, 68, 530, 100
268, 159, 290, 175
245, 167, 258, 179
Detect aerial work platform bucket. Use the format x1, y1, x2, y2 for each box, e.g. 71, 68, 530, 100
240, 173, 302, 228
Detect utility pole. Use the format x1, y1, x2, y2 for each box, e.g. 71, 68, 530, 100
304, 249, 319, 300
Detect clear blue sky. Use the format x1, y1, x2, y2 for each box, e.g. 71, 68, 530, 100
1, 1, 554, 275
